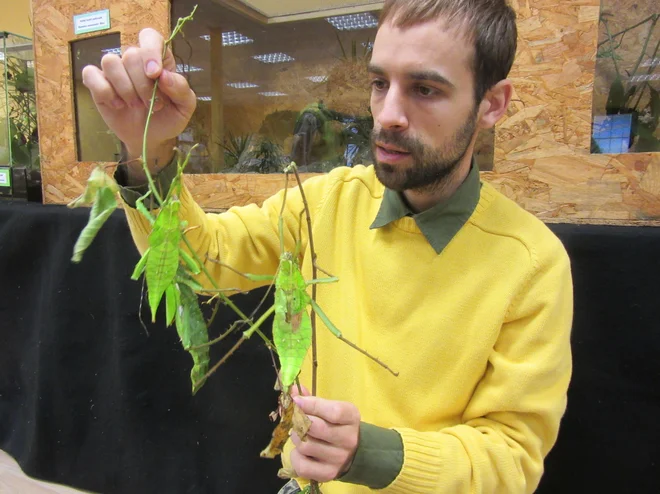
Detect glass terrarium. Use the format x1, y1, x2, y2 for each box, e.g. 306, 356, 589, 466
0, 31, 41, 201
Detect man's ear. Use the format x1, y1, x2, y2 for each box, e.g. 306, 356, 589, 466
477, 80, 513, 129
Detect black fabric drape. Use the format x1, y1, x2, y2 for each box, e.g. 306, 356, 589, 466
1, 200, 659, 493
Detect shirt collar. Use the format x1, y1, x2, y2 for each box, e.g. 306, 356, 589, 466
370, 159, 481, 254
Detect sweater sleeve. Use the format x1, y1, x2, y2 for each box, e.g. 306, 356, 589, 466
120, 173, 333, 293
384, 238, 573, 493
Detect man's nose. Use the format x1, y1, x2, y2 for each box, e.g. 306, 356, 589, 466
377, 87, 409, 131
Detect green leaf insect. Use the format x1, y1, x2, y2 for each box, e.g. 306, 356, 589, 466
131, 154, 200, 323
68, 167, 120, 263
173, 266, 210, 394
230, 164, 398, 391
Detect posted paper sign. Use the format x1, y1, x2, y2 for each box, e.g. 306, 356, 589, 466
74, 9, 111, 35
0, 167, 11, 188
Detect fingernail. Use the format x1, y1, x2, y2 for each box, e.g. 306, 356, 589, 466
111, 98, 125, 109
292, 396, 303, 406
146, 60, 159, 76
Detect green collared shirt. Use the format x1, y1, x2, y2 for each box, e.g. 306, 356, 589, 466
370, 160, 482, 254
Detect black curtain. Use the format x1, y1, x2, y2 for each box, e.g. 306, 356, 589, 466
1, 200, 658, 493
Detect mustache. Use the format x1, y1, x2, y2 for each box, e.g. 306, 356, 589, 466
371, 129, 421, 154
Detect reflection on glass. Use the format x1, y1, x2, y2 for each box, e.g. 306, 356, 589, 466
171, 0, 495, 174
592, 3, 659, 154
0, 31, 38, 170
71, 33, 122, 162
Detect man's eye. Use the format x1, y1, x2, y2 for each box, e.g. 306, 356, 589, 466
371, 79, 387, 90
416, 85, 435, 97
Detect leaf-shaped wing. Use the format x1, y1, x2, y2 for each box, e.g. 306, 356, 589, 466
145, 202, 181, 321
71, 186, 118, 263
175, 278, 210, 394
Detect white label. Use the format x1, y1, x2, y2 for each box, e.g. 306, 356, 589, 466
74, 9, 111, 35
0, 169, 10, 187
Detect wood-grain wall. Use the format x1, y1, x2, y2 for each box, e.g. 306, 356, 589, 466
33, 0, 660, 224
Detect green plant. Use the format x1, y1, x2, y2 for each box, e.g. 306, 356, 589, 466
5, 56, 39, 169
596, 12, 660, 153
254, 137, 284, 173
221, 130, 253, 167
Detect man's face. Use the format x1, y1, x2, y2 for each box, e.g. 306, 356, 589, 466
369, 18, 480, 192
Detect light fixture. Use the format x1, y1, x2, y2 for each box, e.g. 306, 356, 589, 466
197, 96, 212, 101
226, 81, 259, 89
258, 91, 287, 97
253, 53, 295, 64
629, 74, 660, 82
177, 64, 203, 73
306, 75, 328, 83
326, 13, 378, 31
641, 57, 659, 68
101, 47, 122, 56
200, 31, 254, 46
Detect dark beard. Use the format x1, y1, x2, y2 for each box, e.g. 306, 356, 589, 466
371, 106, 478, 192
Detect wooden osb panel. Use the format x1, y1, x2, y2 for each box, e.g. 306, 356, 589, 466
33, 0, 169, 204
35, 0, 660, 224
483, 0, 660, 223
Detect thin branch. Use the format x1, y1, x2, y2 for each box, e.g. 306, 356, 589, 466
627, 15, 658, 87
597, 14, 657, 48
603, 19, 621, 78
288, 164, 323, 494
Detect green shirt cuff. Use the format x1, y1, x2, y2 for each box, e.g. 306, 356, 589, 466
114, 152, 178, 209
338, 422, 403, 489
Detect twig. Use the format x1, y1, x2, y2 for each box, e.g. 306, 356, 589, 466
597, 14, 657, 48
627, 15, 658, 91
603, 19, 621, 78
288, 164, 322, 494
141, 6, 198, 208
288, 166, 319, 397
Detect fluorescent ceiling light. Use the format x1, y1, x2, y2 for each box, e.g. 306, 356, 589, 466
101, 47, 122, 56
629, 74, 660, 82
177, 64, 203, 72
200, 31, 254, 46
306, 75, 328, 83
258, 91, 287, 97
226, 81, 259, 88
197, 96, 212, 101
326, 13, 378, 31
253, 52, 295, 64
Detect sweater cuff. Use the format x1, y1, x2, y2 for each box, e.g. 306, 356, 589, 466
338, 422, 403, 489
114, 150, 178, 209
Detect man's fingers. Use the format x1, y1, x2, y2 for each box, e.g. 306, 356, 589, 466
289, 449, 339, 483
100, 54, 141, 108
293, 396, 360, 425
123, 47, 158, 107
81, 65, 122, 109
305, 416, 355, 449
290, 432, 347, 465
157, 70, 196, 115
138, 28, 166, 79
289, 383, 311, 398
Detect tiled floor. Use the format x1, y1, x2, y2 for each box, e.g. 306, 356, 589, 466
0, 450, 91, 494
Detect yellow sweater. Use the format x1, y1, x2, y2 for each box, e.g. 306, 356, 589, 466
123, 165, 573, 493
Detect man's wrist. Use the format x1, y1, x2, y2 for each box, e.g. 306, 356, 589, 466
124, 139, 177, 185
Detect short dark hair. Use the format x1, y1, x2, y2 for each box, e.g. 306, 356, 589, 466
378, 0, 518, 102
